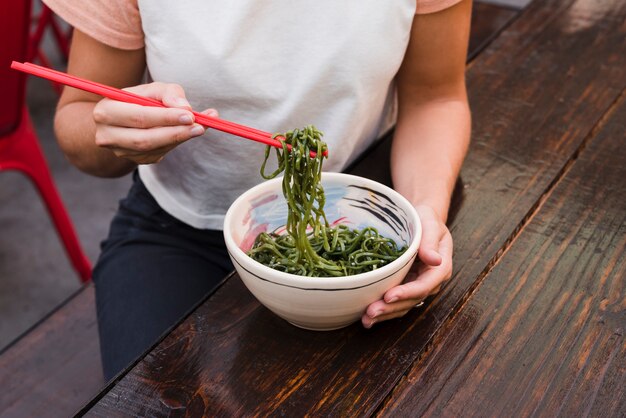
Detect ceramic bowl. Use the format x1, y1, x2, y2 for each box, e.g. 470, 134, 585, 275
223, 172, 421, 330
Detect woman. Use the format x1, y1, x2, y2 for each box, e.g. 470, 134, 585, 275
45, 0, 472, 380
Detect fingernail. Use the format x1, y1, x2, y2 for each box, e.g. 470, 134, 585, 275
206, 108, 218, 117
365, 319, 376, 329
369, 310, 383, 319
190, 124, 205, 136
179, 114, 193, 124
387, 297, 398, 304
176, 98, 190, 107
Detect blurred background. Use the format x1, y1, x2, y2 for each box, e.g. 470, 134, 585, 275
0, 2, 131, 350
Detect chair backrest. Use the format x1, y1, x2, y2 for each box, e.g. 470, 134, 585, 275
0, 0, 32, 136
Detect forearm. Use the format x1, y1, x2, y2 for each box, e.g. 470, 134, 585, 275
55, 100, 136, 177
363, 0, 471, 326
391, 97, 471, 222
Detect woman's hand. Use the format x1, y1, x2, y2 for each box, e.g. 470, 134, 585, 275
360, 0, 472, 328
361, 205, 453, 328
93, 82, 216, 164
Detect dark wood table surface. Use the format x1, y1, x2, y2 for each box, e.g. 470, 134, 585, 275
79, 0, 625, 416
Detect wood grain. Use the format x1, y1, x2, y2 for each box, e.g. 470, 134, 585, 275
0, 5, 518, 417
468, 2, 519, 60
0, 285, 103, 418
83, 0, 626, 415
379, 93, 626, 418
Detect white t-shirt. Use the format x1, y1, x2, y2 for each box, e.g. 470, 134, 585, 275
45, 0, 463, 229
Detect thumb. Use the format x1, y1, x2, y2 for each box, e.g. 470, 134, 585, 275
200, 108, 219, 118
416, 207, 443, 266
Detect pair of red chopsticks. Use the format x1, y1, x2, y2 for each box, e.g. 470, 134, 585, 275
10, 61, 327, 158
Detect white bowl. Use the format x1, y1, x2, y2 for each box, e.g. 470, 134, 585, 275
223, 172, 421, 330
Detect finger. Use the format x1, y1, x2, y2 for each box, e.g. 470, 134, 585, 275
363, 307, 413, 327
199, 108, 219, 117
423, 232, 453, 296
383, 230, 453, 302
416, 207, 444, 266
94, 99, 195, 129
362, 301, 423, 328
124, 82, 192, 109
437, 229, 453, 264
95, 123, 206, 151
365, 297, 423, 319
363, 221, 454, 328
365, 265, 449, 326
383, 261, 451, 304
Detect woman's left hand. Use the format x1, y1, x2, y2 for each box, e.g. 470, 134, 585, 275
361, 205, 453, 328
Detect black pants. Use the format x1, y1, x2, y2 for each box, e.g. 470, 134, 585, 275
93, 172, 233, 380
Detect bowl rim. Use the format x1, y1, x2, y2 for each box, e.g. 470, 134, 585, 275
223, 172, 421, 287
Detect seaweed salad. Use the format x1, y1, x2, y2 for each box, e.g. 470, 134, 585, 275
247, 125, 406, 277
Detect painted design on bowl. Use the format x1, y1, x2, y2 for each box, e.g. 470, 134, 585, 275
239, 182, 413, 253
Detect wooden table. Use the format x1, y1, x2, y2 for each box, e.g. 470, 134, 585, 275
79, 0, 625, 416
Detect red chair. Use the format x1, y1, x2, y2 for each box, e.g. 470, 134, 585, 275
28, 0, 72, 93
0, 0, 91, 282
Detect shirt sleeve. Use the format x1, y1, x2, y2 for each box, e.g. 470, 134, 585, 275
416, 0, 464, 14
43, 0, 144, 50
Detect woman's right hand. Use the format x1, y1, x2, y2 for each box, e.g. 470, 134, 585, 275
92, 82, 216, 164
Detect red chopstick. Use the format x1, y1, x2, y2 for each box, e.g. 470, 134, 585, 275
17, 62, 274, 144
11, 61, 328, 158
